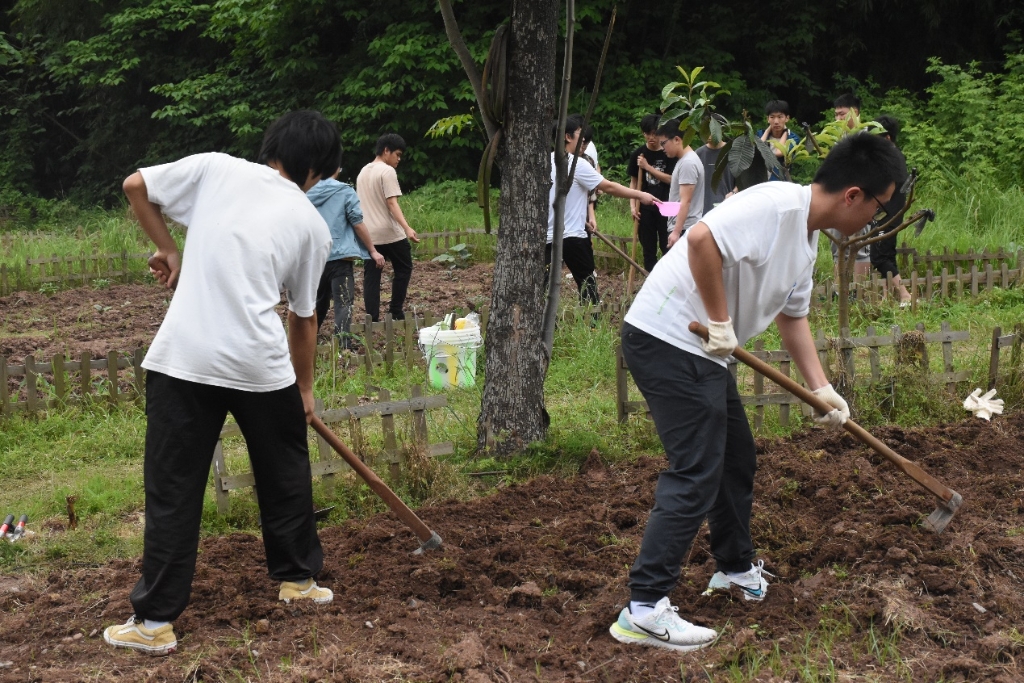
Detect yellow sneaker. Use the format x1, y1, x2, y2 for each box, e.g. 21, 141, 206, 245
278, 578, 333, 604
103, 616, 177, 655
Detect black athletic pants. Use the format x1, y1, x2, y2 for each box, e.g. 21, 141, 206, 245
870, 230, 900, 279
637, 206, 669, 273
364, 238, 413, 322
130, 372, 323, 622
315, 259, 356, 346
545, 236, 600, 306
621, 323, 756, 603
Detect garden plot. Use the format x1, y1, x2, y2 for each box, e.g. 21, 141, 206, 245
1, 414, 1022, 681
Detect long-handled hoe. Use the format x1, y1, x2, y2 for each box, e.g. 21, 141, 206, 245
310, 416, 443, 554
689, 322, 963, 533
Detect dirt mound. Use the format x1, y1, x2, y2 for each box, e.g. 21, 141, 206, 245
2, 414, 1023, 681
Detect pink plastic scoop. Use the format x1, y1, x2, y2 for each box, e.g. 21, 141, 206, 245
657, 201, 680, 217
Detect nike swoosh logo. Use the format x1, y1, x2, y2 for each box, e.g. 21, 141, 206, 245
739, 586, 764, 597
636, 624, 671, 641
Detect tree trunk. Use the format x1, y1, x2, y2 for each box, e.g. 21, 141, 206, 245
476, 0, 557, 454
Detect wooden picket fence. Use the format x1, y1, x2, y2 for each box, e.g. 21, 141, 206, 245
616, 322, 977, 432
989, 324, 1024, 391
898, 244, 1024, 276
1, 350, 145, 415
412, 229, 496, 260
0, 251, 153, 296
211, 387, 453, 514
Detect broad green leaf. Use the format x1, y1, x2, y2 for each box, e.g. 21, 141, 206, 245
728, 135, 755, 176
689, 66, 704, 83
709, 117, 723, 145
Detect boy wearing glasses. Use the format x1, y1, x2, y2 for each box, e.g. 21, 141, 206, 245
658, 119, 705, 251
611, 132, 906, 653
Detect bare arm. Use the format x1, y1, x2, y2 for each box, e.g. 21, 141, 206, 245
667, 183, 696, 248
687, 221, 729, 321
386, 196, 419, 243
775, 312, 828, 390
123, 172, 181, 289
352, 221, 385, 268
638, 155, 672, 183
287, 310, 318, 423
596, 179, 656, 204
629, 174, 641, 220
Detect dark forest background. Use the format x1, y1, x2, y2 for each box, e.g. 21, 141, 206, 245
2, 0, 1022, 204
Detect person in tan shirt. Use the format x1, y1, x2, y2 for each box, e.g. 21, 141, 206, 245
356, 134, 419, 322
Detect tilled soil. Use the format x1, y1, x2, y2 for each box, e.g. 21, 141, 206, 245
0, 261, 639, 364
2, 414, 1023, 681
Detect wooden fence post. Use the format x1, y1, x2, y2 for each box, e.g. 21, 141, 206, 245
24, 355, 37, 413
866, 326, 880, 382
940, 321, 955, 393
411, 384, 429, 452
753, 340, 764, 432
53, 354, 66, 405
107, 351, 119, 406
346, 393, 365, 462
133, 348, 145, 400
384, 314, 395, 374
212, 440, 230, 515
314, 398, 335, 496
778, 357, 792, 428
379, 388, 400, 480
989, 326, 1002, 390
81, 351, 92, 402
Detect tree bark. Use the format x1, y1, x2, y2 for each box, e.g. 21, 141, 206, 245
476, 0, 558, 454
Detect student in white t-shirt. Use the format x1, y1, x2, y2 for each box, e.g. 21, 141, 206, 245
546, 115, 659, 305
609, 132, 906, 653
103, 111, 342, 656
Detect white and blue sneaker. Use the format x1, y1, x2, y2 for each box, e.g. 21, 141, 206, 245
704, 559, 773, 601
609, 597, 718, 652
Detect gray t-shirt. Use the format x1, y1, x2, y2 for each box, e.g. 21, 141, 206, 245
668, 150, 705, 233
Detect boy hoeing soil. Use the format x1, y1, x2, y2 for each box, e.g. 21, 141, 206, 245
610, 132, 907, 652
104, 110, 341, 655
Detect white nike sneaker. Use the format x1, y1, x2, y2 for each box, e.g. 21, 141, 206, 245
704, 559, 774, 601
609, 597, 718, 652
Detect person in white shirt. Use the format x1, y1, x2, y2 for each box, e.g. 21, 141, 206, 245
103, 111, 341, 656
609, 132, 906, 652
658, 118, 705, 249
547, 115, 659, 305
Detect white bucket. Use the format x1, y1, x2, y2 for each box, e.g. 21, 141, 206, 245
418, 325, 482, 389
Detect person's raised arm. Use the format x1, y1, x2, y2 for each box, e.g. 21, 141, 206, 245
637, 155, 672, 184
352, 221, 385, 269
124, 172, 181, 289
629, 174, 641, 221
667, 184, 695, 249
287, 310, 318, 423
386, 196, 419, 243
596, 179, 657, 206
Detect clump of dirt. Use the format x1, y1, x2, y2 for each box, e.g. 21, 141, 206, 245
2, 413, 1023, 681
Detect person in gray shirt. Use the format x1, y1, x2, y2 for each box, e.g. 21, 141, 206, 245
694, 133, 736, 213
658, 119, 705, 249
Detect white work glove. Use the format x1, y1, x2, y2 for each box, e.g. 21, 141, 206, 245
963, 388, 1003, 421
812, 384, 850, 427
701, 318, 738, 358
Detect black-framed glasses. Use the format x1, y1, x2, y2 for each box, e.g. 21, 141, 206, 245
864, 190, 888, 223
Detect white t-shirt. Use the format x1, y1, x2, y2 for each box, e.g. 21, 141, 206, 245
625, 183, 818, 367
667, 150, 705, 233
584, 141, 599, 168
547, 152, 604, 242
140, 153, 332, 391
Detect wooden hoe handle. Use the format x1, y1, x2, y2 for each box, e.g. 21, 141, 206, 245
688, 322, 957, 504
309, 416, 437, 544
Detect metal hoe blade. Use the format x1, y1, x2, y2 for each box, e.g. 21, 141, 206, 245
920, 491, 963, 534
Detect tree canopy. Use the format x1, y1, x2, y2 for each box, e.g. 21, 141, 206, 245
1, 0, 1022, 203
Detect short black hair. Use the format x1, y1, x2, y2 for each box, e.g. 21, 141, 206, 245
656, 118, 682, 139
813, 131, 907, 196
640, 113, 661, 134
765, 99, 790, 116
257, 110, 341, 188
374, 133, 407, 156
581, 122, 595, 145
875, 115, 900, 144
554, 114, 585, 141
833, 93, 861, 110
